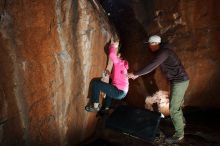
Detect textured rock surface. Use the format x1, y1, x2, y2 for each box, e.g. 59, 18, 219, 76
101, 0, 220, 108
0, 0, 220, 145
0, 0, 114, 145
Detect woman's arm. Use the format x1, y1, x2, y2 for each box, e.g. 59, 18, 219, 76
109, 44, 119, 64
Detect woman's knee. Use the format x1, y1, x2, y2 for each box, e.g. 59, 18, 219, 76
92, 79, 101, 87
116, 92, 127, 100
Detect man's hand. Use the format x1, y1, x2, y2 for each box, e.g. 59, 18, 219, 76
128, 73, 139, 80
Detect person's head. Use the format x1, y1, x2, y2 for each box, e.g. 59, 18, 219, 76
148, 35, 161, 52
110, 38, 122, 58
111, 37, 120, 48
112, 41, 119, 49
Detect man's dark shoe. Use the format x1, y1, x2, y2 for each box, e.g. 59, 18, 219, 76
165, 135, 184, 144
85, 104, 100, 112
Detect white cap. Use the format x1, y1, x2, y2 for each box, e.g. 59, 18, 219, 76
148, 35, 161, 43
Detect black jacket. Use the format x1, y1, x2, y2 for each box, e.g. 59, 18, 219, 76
135, 44, 189, 83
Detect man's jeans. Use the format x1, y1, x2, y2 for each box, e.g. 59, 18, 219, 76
91, 79, 127, 107
170, 80, 189, 137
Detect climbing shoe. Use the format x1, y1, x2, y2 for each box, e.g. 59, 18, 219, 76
85, 104, 100, 112
165, 135, 184, 144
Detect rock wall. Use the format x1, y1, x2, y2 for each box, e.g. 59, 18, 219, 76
0, 0, 114, 145
1, 0, 220, 145
147, 0, 220, 107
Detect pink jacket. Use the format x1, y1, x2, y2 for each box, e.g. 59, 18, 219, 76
109, 44, 129, 92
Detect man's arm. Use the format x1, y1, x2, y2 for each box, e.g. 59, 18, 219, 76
134, 50, 168, 77
109, 43, 119, 64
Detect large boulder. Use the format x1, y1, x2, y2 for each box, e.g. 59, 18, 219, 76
0, 0, 115, 145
